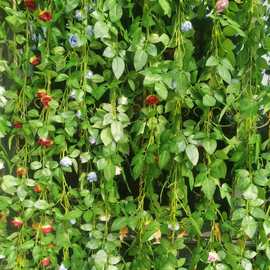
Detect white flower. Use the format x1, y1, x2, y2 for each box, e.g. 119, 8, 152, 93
89, 137, 96, 145
87, 171, 98, 183
86, 25, 94, 36
181, 21, 193, 32
69, 219, 76, 225
86, 70, 94, 79
99, 213, 111, 222
69, 89, 76, 100
118, 96, 128, 105
75, 10, 83, 21
168, 222, 180, 231
76, 111, 82, 119
60, 157, 72, 167
59, 263, 68, 270
115, 166, 122, 175
0, 86, 5, 95
208, 251, 220, 262
0, 160, 4, 170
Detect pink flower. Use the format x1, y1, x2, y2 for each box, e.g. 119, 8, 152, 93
216, 0, 229, 13
208, 251, 220, 262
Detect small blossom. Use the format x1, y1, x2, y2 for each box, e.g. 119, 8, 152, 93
168, 222, 180, 231
119, 227, 128, 241
37, 138, 54, 148
181, 21, 193, 32
0, 86, 5, 95
41, 224, 54, 234
30, 55, 41, 65
59, 263, 68, 270
40, 94, 52, 108
69, 219, 76, 225
69, 34, 80, 48
118, 96, 128, 105
153, 229, 162, 244
0, 254, 5, 260
115, 166, 122, 176
13, 121, 22, 129
41, 257, 50, 267
89, 137, 96, 145
24, 0, 36, 11
99, 213, 111, 222
34, 184, 42, 193
86, 70, 94, 79
0, 160, 4, 170
86, 25, 94, 37
16, 167, 28, 177
208, 251, 220, 262
11, 218, 23, 228
76, 110, 82, 119
39, 11, 52, 22
60, 156, 72, 167
69, 90, 76, 100
145, 95, 159, 106
75, 10, 83, 21
36, 89, 47, 99
87, 171, 98, 183
216, 0, 229, 13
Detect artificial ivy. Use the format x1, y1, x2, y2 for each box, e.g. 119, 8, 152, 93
0, 0, 270, 269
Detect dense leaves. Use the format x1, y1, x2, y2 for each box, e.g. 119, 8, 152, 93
0, 0, 270, 269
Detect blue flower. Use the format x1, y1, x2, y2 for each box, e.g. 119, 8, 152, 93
68, 34, 80, 48
87, 171, 98, 183
75, 10, 83, 21
181, 21, 193, 32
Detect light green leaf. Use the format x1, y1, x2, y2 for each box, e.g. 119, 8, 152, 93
112, 57, 125, 79
34, 200, 49, 210
242, 216, 257, 238
217, 65, 231, 84
155, 82, 168, 100
202, 177, 217, 200
185, 144, 199, 166
202, 139, 217, 154
134, 50, 148, 71
100, 127, 112, 146
206, 56, 219, 67
95, 250, 108, 266
203, 95, 216, 107
111, 121, 124, 142
94, 21, 110, 39
158, 0, 171, 16
263, 220, 270, 235
30, 161, 42, 170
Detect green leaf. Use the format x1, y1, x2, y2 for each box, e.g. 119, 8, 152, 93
34, 200, 49, 210
206, 56, 219, 67
243, 184, 258, 200
100, 128, 112, 146
30, 161, 42, 170
109, 3, 123, 22
159, 150, 170, 169
263, 220, 270, 235
203, 95, 216, 107
64, 209, 82, 220
158, 0, 171, 16
95, 250, 108, 266
111, 121, 124, 142
202, 177, 217, 200
134, 50, 148, 71
242, 216, 257, 238
141, 221, 160, 242
155, 82, 168, 100
112, 57, 125, 79
185, 144, 199, 166
217, 65, 231, 84
94, 21, 110, 39
55, 73, 69, 82
201, 139, 217, 154
210, 159, 227, 179
111, 217, 128, 231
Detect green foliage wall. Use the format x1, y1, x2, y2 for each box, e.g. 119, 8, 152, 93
0, 0, 270, 269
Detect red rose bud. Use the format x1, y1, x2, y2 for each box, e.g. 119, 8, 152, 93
145, 95, 159, 106
38, 11, 52, 22
41, 94, 52, 108
16, 167, 28, 177
37, 138, 54, 148
13, 121, 22, 129
30, 55, 41, 65
34, 184, 42, 193
11, 218, 23, 228
41, 257, 50, 267
41, 224, 54, 234
24, 0, 36, 11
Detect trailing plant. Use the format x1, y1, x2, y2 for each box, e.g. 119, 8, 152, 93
0, 0, 270, 269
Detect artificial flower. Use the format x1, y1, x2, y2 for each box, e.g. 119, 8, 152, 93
11, 218, 23, 228
41, 257, 50, 267
0, 159, 4, 170
85, 70, 94, 79
40, 94, 52, 108
37, 138, 54, 148
89, 136, 96, 145
13, 121, 22, 129
68, 34, 80, 48
24, 0, 36, 11
30, 55, 41, 65
118, 96, 128, 105
34, 184, 42, 193
119, 227, 128, 241
16, 167, 28, 177
87, 171, 98, 183
39, 11, 52, 22
41, 224, 54, 234
181, 21, 193, 32
60, 156, 72, 167
145, 95, 159, 106
216, 0, 229, 13
75, 10, 83, 21
86, 25, 94, 36
59, 263, 68, 270
208, 251, 220, 262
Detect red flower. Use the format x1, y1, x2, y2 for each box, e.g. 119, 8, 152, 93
38, 11, 52, 22
34, 184, 42, 193
41, 224, 54, 234
24, 0, 36, 11
11, 218, 23, 228
41, 94, 52, 108
30, 55, 41, 65
36, 89, 47, 99
145, 95, 159, 106
16, 167, 28, 177
13, 121, 22, 129
38, 138, 54, 148
41, 257, 50, 267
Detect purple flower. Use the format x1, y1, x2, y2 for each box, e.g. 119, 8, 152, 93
68, 34, 80, 48
87, 171, 98, 183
